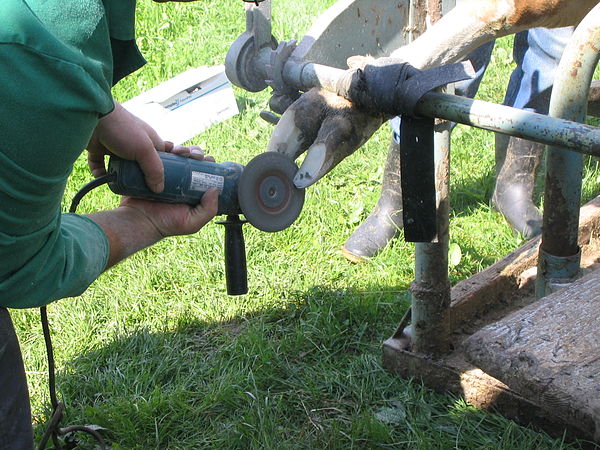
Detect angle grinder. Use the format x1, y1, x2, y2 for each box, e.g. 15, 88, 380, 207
107, 151, 305, 295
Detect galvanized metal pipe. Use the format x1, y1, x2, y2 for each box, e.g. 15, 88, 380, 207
416, 92, 600, 156
281, 61, 600, 157
408, 4, 452, 356
536, 5, 600, 297
410, 119, 452, 355
410, 2, 454, 356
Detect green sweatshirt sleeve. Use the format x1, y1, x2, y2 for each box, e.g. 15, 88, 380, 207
0, 215, 109, 309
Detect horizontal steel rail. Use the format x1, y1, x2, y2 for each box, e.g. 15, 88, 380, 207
278, 59, 600, 156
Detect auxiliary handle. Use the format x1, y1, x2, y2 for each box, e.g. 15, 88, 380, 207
218, 215, 248, 295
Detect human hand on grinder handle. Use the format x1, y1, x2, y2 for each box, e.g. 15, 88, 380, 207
85, 102, 218, 268
120, 144, 218, 238
267, 56, 474, 188
87, 102, 168, 192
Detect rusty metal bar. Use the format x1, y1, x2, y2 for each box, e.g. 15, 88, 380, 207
535, 4, 600, 298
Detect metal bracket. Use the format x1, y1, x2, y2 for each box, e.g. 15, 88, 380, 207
265, 41, 300, 114
225, 0, 278, 92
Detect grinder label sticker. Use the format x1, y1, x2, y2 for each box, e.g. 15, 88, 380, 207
190, 171, 224, 192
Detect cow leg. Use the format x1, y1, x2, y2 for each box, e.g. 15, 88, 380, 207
342, 135, 403, 263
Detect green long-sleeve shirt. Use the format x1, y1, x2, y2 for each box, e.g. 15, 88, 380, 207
0, 0, 145, 308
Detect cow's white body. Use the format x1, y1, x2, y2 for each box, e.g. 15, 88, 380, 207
269, 0, 600, 187
393, 0, 599, 69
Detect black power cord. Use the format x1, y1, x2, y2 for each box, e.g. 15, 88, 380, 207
68, 174, 115, 215
38, 174, 114, 450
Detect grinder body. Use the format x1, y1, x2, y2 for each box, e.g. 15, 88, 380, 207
108, 152, 244, 216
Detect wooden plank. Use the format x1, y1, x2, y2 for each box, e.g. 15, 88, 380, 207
448, 195, 600, 333
463, 269, 600, 442
382, 339, 591, 442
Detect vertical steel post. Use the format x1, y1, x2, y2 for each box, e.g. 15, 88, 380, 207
536, 5, 600, 297
410, 119, 452, 355
407, 0, 453, 356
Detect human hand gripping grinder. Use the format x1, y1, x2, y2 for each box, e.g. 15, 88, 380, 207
107, 152, 305, 295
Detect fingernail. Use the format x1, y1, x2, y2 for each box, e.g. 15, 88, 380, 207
191, 148, 204, 157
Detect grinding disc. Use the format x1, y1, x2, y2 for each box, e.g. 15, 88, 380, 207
238, 152, 305, 232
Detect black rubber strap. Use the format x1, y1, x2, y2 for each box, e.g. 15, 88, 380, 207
337, 59, 475, 117
399, 116, 437, 242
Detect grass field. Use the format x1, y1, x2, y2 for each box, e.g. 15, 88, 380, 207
13, 1, 600, 448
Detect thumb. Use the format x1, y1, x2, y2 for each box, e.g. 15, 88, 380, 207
192, 188, 219, 224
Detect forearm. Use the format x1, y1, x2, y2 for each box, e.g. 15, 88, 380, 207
85, 206, 163, 269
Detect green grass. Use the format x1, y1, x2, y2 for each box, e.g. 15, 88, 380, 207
13, 1, 600, 448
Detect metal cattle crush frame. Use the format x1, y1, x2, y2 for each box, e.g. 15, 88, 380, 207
225, 0, 600, 442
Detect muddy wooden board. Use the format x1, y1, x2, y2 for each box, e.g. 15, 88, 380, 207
462, 269, 600, 442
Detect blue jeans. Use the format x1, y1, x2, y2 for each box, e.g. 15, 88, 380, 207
391, 27, 574, 140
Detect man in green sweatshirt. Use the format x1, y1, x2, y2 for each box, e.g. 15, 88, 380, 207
0, 1, 215, 447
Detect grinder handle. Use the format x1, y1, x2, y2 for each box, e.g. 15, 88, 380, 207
220, 215, 248, 295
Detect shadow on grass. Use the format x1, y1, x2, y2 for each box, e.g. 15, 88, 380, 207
35, 282, 594, 449
35, 284, 413, 448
